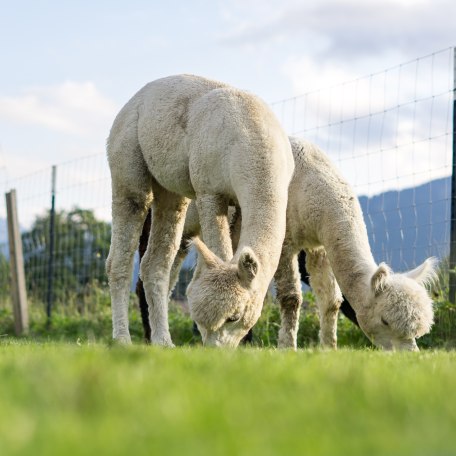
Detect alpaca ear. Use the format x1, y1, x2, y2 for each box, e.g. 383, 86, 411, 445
191, 237, 222, 269
237, 247, 259, 286
403, 257, 438, 286
371, 263, 390, 294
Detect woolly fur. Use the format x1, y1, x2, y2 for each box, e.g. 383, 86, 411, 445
177, 137, 437, 350
280, 137, 436, 350
106, 74, 294, 346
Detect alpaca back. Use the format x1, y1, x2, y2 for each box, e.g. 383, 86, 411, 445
286, 138, 371, 260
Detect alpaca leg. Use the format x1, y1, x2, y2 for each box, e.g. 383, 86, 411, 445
139, 204, 199, 342
305, 248, 343, 349
141, 185, 190, 346
139, 237, 192, 343
168, 234, 192, 295
275, 244, 302, 349
169, 202, 201, 293
196, 194, 233, 261
107, 192, 151, 344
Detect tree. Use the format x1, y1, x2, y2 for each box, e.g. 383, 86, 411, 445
0, 249, 10, 305
21, 208, 111, 306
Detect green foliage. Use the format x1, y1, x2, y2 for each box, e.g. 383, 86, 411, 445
0, 343, 455, 456
252, 292, 371, 349
1, 285, 455, 349
1, 221, 456, 349
0, 250, 10, 305
168, 303, 201, 346
21, 207, 111, 307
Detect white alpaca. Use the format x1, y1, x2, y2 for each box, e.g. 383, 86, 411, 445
172, 137, 436, 350
278, 137, 436, 351
106, 74, 294, 347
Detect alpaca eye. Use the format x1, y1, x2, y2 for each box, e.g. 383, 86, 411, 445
226, 314, 241, 323
381, 317, 389, 326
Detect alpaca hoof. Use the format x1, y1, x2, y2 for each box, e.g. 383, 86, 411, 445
320, 342, 337, 350
113, 334, 132, 345
151, 334, 175, 348
278, 340, 297, 351
278, 332, 297, 350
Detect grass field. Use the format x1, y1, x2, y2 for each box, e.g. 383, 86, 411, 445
1, 290, 455, 455
1, 341, 456, 456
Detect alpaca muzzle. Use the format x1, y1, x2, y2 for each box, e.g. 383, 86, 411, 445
393, 338, 419, 352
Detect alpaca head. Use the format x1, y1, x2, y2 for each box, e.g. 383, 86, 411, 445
186, 237, 263, 347
357, 258, 437, 351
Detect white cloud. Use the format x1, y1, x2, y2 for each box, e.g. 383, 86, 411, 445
272, 48, 453, 196
219, 0, 455, 59
0, 81, 118, 137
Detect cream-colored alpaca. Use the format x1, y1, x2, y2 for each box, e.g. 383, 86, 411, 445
172, 137, 436, 351
279, 137, 435, 351
106, 74, 294, 346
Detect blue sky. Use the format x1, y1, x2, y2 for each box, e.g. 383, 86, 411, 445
0, 0, 455, 182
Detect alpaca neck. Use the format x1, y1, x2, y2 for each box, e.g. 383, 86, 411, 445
236, 203, 287, 288
323, 220, 377, 313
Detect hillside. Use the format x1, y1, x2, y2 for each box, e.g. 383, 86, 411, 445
359, 176, 450, 271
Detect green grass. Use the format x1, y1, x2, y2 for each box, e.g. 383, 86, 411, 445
0, 342, 455, 456
1, 291, 456, 455
1, 290, 455, 349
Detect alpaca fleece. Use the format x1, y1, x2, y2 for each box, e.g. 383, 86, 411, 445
106, 74, 294, 346
167, 137, 436, 350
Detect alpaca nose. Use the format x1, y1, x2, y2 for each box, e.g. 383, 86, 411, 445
394, 339, 419, 351
204, 331, 222, 347
204, 329, 241, 348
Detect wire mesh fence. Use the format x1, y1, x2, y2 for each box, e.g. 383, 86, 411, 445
270, 47, 454, 271
0, 155, 113, 310
0, 47, 454, 315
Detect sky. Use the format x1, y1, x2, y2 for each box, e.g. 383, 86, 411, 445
0, 0, 455, 189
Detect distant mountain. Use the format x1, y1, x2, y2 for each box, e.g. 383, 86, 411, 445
359, 176, 450, 271
129, 176, 451, 291
130, 176, 451, 292
2, 177, 447, 285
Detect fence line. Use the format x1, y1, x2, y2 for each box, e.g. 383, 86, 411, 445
271, 47, 454, 271
0, 47, 454, 311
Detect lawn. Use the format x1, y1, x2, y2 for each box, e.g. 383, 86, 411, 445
0, 342, 455, 456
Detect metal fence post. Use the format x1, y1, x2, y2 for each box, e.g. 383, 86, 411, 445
449, 47, 456, 303
5, 189, 29, 335
46, 165, 57, 320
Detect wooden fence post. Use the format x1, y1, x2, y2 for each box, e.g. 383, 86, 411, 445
5, 189, 28, 335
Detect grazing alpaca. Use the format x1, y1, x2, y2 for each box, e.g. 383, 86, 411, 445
276, 137, 436, 350
136, 235, 355, 343
136, 243, 354, 344
106, 74, 294, 346
136, 206, 254, 344
136, 137, 436, 351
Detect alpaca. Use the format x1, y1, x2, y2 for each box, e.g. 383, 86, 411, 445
276, 137, 436, 350
106, 74, 294, 346
136, 231, 353, 344
135, 206, 254, 345
136, 136, 436, 351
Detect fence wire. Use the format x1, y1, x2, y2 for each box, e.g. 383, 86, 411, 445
0, 48, 454, 311
271, 47, 454, 271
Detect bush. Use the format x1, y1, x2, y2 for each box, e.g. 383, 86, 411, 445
1, 283, 455, 349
